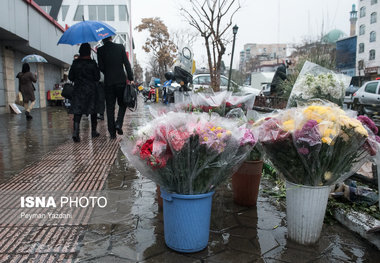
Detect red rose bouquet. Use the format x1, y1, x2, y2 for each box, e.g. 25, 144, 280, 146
126, 112, 256, 194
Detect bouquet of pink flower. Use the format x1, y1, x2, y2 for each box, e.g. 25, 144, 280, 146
126, 112, 256, 194
256, 103, 379, 186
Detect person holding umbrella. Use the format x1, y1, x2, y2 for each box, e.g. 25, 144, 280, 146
16, 63, 37, 120
68, 43, 100, 142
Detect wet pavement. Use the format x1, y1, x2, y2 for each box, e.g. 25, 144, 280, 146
0, 99, 379, 262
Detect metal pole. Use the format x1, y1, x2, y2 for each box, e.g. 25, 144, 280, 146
228, 33, 237, 91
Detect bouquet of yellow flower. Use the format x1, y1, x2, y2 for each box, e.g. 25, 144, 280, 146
257, 103, 379, 186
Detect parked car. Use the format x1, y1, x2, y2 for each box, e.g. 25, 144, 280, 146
352, 80, 380, 115
344, 85, 359, 104
191, 74, 240, 92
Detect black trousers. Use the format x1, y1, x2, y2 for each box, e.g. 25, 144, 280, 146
105, 84, 126, 136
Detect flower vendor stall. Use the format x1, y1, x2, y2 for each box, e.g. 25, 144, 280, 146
126, 112, 255, 252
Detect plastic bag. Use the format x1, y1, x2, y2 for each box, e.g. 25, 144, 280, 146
126, 112, 256, 194
15, 92, 23, 106
287, 61, 351, 108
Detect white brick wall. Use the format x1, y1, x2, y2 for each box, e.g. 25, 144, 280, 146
356, 0, 380, 76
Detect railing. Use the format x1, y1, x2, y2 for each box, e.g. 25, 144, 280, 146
253, 96, 288, 112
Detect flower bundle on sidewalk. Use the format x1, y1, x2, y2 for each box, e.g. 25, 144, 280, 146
256, 103, 379, 186
180, 91, 255, 116
126, 112, 256, 194
287, 61, 351, 107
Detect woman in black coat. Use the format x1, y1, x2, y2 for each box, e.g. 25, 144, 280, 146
68, 43, 100, 142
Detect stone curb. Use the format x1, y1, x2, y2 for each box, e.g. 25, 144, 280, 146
333, 208, 380, 249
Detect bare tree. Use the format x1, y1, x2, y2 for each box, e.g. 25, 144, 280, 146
171, 28, 198, 49
181, 0, 241, 91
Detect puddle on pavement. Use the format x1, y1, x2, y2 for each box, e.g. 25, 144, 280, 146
0, 107, 73, 180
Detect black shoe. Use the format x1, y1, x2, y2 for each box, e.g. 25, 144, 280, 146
115, 124, 123, 135
97, 114, 104, 120
72, 122, 80, 142
92, 131, 100, 138
91, 118, 100, 138
110, 134, 116, 139
25, 111, 33, 120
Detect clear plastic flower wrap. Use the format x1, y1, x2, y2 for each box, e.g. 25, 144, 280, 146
177, 91, 255, 116
225, 93, 256, 115
256, 102, 379, 186
182, 91, 230, 116
287, 61, 351, 108
126, 112, 256, 194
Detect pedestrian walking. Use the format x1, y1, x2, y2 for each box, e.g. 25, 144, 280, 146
16, 63, 37, 120
68, 43, 101, 142
97, 36, 134, 139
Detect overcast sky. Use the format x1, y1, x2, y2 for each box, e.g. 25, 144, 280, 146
131, 0, 355, 70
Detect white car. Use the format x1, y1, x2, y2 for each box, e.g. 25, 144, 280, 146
191, 74, 238, 91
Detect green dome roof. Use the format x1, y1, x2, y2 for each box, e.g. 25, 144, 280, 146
322, 29, 346, 43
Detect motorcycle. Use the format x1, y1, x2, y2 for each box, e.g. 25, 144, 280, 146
142, 85, 156, 102
162, 66, 192, 104
143, 78, 160, 103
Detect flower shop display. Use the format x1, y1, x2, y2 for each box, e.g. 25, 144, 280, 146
126, 112, 256, 252
287, 61, 351, 107
256, 103, 379, 244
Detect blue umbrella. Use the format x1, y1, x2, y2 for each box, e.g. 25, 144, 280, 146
57, 20, 116, 45
21, 54, 48, 63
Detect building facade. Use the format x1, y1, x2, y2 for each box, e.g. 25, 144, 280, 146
38, 0, 134, 66
356, 0, 380, 79
239, 43, 288, 73
0, 0, 77, 113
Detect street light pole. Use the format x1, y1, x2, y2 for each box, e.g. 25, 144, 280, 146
228, 25, 239, 91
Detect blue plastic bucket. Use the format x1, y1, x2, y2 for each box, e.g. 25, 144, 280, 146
161, 189, 214, 253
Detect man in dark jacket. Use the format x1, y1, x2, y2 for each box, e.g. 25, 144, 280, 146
270, 60, 291, 96
97, 36, 134, 139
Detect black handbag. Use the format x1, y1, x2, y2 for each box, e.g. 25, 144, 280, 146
62, 83, 74, 100
123, 84, 137, 111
